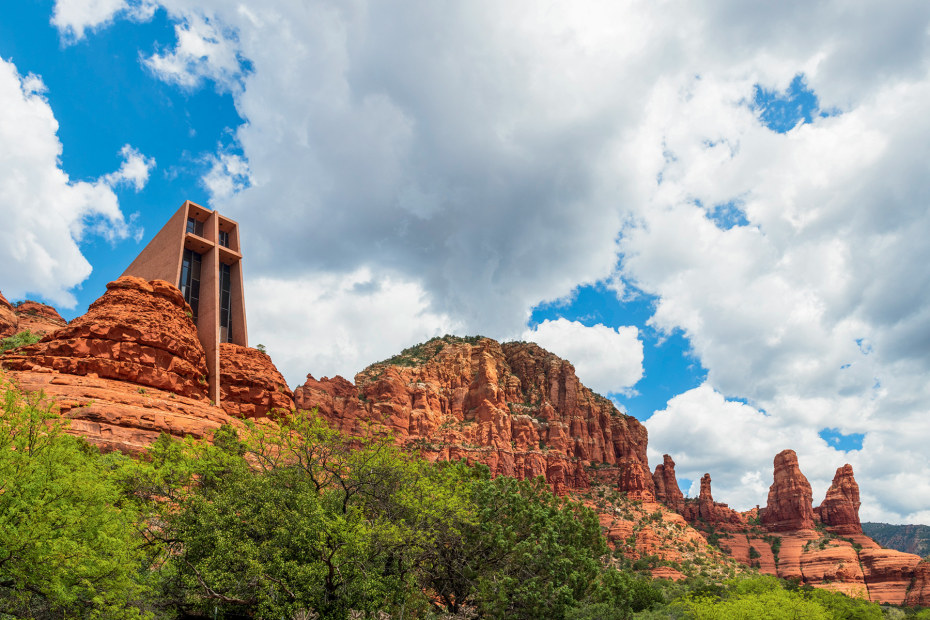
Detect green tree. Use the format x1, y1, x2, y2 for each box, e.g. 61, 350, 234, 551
0, 377, 149, 618
416, 468, 610, 619
140, 411, 470, 619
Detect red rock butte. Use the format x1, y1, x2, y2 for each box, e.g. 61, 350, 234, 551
0, 290, 68, 338
294, 337, 654, 496
121, 200, 247, 406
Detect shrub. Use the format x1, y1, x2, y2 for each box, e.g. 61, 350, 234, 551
0, 329, 41, 352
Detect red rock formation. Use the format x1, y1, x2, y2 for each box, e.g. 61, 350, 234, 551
219, 342, 295, 419
294, 336, 652, 495
2, 276, 208, 400
0, 292, 67, 338
814, 464, 862, 535
681, 473, 747, 531
718, 533, 778, 574
760, 449, 815, 531
653, 454, 685, 513
689, 451, 930, 606
0, 291, 16, 338
859, 548, 926, 604
4, 369, 244, 454
13, 300, 67, 335
905, 560, 930, 607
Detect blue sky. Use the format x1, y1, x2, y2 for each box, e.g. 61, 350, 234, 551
3, 0, 930, 523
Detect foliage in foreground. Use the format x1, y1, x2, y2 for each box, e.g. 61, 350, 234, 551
2, 376, 930, 619
0, 377, 148, 618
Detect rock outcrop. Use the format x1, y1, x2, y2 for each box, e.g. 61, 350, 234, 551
815, 464, 863, 535
653, 454, 685, 513
4, 369, 244, 454
681, 473, 747, 530
760, 449, 816, 531
0, 292, 16, 337
294, 336, 653, 495
219, 342, 295, 419
2, 276, 209, 400
13, 300, 67, 335
0, 291, 68, 338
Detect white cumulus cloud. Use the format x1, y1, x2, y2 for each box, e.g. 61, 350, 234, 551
52, 0, 155, 42
0, 58, 135, 307
56, 0, 930, 521
522, 319, 643, 396
246, 268, 461, 388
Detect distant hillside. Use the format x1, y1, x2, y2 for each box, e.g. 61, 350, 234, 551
862, 522, 930, 557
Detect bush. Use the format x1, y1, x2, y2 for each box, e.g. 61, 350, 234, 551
0, 329, 41, 352
0, 376, 148, 617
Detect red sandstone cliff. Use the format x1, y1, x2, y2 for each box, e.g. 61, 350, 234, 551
760, 449, 816, 531
219, 342, 295, 419
0, 291, 68, 338
3, 276, 209, 399
692, 449, 930, 605
0, 292, 15, 338
294, 336, 653, 496
653, 454, 685, 513
1, 277, 247, 452
815, 464, 863, 535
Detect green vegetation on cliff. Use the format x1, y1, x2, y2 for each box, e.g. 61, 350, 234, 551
863, 522, 930, 558
0, 328, 41, 352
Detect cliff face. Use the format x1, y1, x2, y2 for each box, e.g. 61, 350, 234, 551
815, 464, 863, 535
0, 292, 16, 337
760, 449, 816, 531
1, 277, 247, 453
219, 343, 295, 419
294, 336, 653, 496
3, 276, 209, 399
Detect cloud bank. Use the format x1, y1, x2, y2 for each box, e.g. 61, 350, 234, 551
0, 58, 147, 307
50, 0, 930, 522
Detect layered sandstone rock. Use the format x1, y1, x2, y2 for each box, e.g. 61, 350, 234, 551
859, 548, 926, 604
905, 560, 930, 607
681, 473, 747, 530
294, 336, 652, 495
718, 533, 778, 574
653, 454, 685, 513
0, 292, 67, 339
13, 300, 67, 335
0, 292, 16, 338
5, 370, 245, 454
692, 451, 930, 606
2, 277, 208, 400
219, 343, 295, 419
815, 464, 863, 535
760, 449, 815, 531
